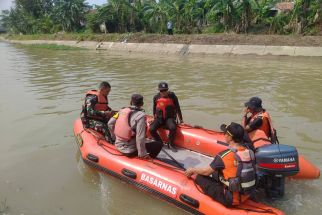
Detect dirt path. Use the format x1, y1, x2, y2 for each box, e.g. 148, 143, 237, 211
3, 33, 322, 47
128, 34, 322, 47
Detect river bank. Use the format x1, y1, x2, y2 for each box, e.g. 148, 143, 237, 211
2, 33, 322, 57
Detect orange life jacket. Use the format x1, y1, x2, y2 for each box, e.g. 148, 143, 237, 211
86, 90, 110, 111
248, 130, 272, 148
219, 147, 256, 205
248, 111, 275, 140
81, 90, 111, 124
114, 108, 136, 141
156, 97, 175, 119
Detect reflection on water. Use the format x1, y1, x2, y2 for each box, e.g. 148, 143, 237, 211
0, 42, 321, 215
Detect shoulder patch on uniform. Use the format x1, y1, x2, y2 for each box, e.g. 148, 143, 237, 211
219, 149, 231, 158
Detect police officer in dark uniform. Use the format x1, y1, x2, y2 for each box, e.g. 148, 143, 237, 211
149, 82, 183, 152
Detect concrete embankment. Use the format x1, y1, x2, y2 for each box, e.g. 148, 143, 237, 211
2, 37, 322, 57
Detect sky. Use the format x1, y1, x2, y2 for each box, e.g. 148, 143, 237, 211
0, 0, 107, 11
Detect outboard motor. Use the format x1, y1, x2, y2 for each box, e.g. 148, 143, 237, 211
255, 144, 299, 198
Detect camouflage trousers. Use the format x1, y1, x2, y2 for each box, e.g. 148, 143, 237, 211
88, 119, 112, 142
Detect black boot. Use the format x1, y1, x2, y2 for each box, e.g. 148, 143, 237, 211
167, 142, 177, 152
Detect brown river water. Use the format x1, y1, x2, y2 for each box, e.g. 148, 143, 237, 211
0, 42, 321, 215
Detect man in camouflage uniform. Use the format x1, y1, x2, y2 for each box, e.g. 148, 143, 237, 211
81, 81, 115, 142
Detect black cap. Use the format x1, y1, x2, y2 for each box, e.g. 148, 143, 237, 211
220, 122, 244, 142
131, 94, 144, 106
99, 81, 111, 89
158, 82, 169, 91
244, 97, 262, 111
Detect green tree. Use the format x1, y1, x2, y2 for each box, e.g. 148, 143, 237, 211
3, 0, 322, 35
52, 0, 89, 32
4, 0, 55, 34
15, 0, 53, 18
0, 10, 10, 28
290, 0, 322, 34
130, 0, 146, 32
144, 0, 168, 33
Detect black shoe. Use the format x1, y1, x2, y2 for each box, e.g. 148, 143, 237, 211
167, 143, 177, 152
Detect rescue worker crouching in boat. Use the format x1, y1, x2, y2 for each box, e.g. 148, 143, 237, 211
81, 81, 115, 142
108, 94, 163, 159
242, 97, 277, 143
185, 122, 256, 207
149, 82, 183, 152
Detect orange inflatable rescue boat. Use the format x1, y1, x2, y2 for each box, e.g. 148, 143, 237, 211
73, 116, 319, 215
144, 116, 320, 181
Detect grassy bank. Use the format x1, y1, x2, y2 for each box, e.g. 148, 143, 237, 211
4, 33, 128, 43
4, 33, 322, 47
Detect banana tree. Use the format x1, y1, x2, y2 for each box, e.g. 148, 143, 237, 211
144, 0, 168, 33
160, 0, 180, 33
234, 0, 255, 33
291, 0, 321, 34
53, 0, 88, 32
130, 0, 145, 32
206, 0, 238, 32
108, 0, 133, 33
181, 0, 204, 33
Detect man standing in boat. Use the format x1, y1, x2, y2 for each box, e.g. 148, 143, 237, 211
108, 94, 163, 159
242, 97, 277, 143
81, 81, 115, 142
185, 122, 256, 207
149, 82, 183, 152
